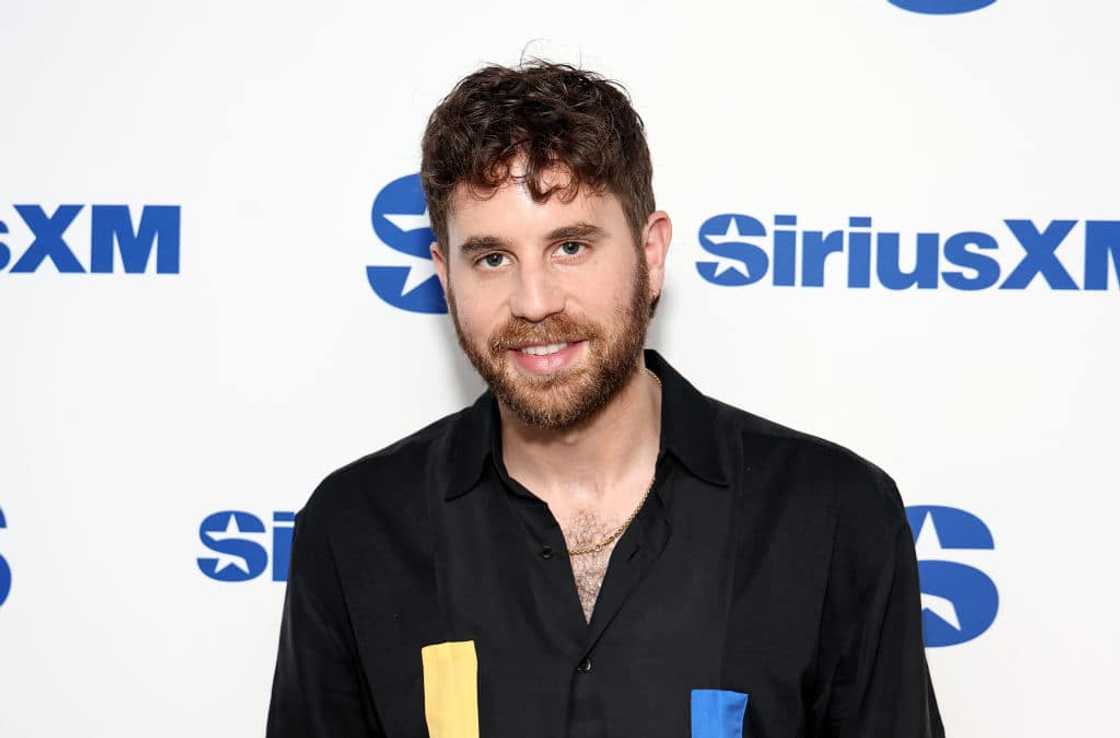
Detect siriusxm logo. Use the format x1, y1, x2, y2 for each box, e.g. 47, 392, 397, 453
0, 505, 10, 607
0, 204, 180, 274
367, 174, 447, 313
906, 505, 998, 647
697, 214, 1120, 290
197, 510, 294, 583
889, 0, 996, 13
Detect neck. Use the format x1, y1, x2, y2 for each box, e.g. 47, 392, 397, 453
499, 358, 662, 511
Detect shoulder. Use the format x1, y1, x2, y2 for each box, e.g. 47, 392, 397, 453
298, 405, 470, 526
709, 396, 908, 544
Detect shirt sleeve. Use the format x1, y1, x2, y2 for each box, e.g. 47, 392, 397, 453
817, 478, 946, 738
266, 490, 385, 737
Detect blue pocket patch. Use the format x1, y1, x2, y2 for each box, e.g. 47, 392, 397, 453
690, 689, 749, 738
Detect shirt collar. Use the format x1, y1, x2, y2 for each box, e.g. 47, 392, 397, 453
443, 347, 730, 501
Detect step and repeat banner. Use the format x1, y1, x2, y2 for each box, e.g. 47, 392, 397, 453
2, 1, 1116, 736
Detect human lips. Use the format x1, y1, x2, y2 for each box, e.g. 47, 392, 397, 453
515, 341, 575, 356
507, 339, 588, 374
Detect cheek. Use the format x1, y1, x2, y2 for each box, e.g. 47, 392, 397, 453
452, 282, 505, 334
585, 259, 640, 313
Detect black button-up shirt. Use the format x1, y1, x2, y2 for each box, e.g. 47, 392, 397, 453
267, 348, 944, 738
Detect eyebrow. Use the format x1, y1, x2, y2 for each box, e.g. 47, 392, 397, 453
456, 222, 608, 257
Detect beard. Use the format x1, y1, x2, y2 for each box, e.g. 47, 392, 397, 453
447, 254, 653, 430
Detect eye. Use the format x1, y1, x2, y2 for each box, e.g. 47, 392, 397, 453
556, 241, 587, 257
476, 252, 509, 269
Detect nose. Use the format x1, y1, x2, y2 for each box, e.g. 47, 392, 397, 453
508, 260, 565, 322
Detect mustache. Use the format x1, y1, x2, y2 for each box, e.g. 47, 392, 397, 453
488, 315, 601, 354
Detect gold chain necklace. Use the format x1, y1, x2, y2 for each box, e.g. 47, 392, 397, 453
567, 367, 662, 557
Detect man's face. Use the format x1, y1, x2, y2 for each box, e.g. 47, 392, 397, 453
431, 163, 662, 430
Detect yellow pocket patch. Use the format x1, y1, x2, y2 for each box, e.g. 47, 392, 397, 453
420, 640, 480, 738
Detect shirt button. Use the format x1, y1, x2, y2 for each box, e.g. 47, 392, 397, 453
539, 546, 554, 560
576, 656, 592, 673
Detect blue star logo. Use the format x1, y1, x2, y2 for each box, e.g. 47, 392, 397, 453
367, 174, 448, 313
889, 0, 997, 14
907, 505, 999, 647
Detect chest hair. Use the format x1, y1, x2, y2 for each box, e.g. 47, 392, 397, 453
558, 507, 621, 624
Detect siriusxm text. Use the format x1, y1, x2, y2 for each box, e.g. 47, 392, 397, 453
0, 506, 10, 607
197, 510, 294, 582
0, 204, 181, 274
696, 215, 1120, 290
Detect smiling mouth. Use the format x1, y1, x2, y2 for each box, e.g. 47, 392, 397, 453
514, 341, 580, 356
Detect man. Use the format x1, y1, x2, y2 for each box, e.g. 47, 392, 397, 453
267, 60, 944, 738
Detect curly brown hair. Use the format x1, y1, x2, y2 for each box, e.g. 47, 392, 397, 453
419, 59, 655, 260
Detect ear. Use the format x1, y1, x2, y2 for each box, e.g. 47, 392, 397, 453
431, 241, 449, 296
641, 210, 672, 303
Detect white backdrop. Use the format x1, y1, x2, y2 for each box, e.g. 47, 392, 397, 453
1, 1, 1117, 736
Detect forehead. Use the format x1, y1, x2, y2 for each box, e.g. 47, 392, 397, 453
445, 164, 626, 244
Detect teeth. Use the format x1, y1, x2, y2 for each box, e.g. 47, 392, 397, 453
520, 342, 569, 356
